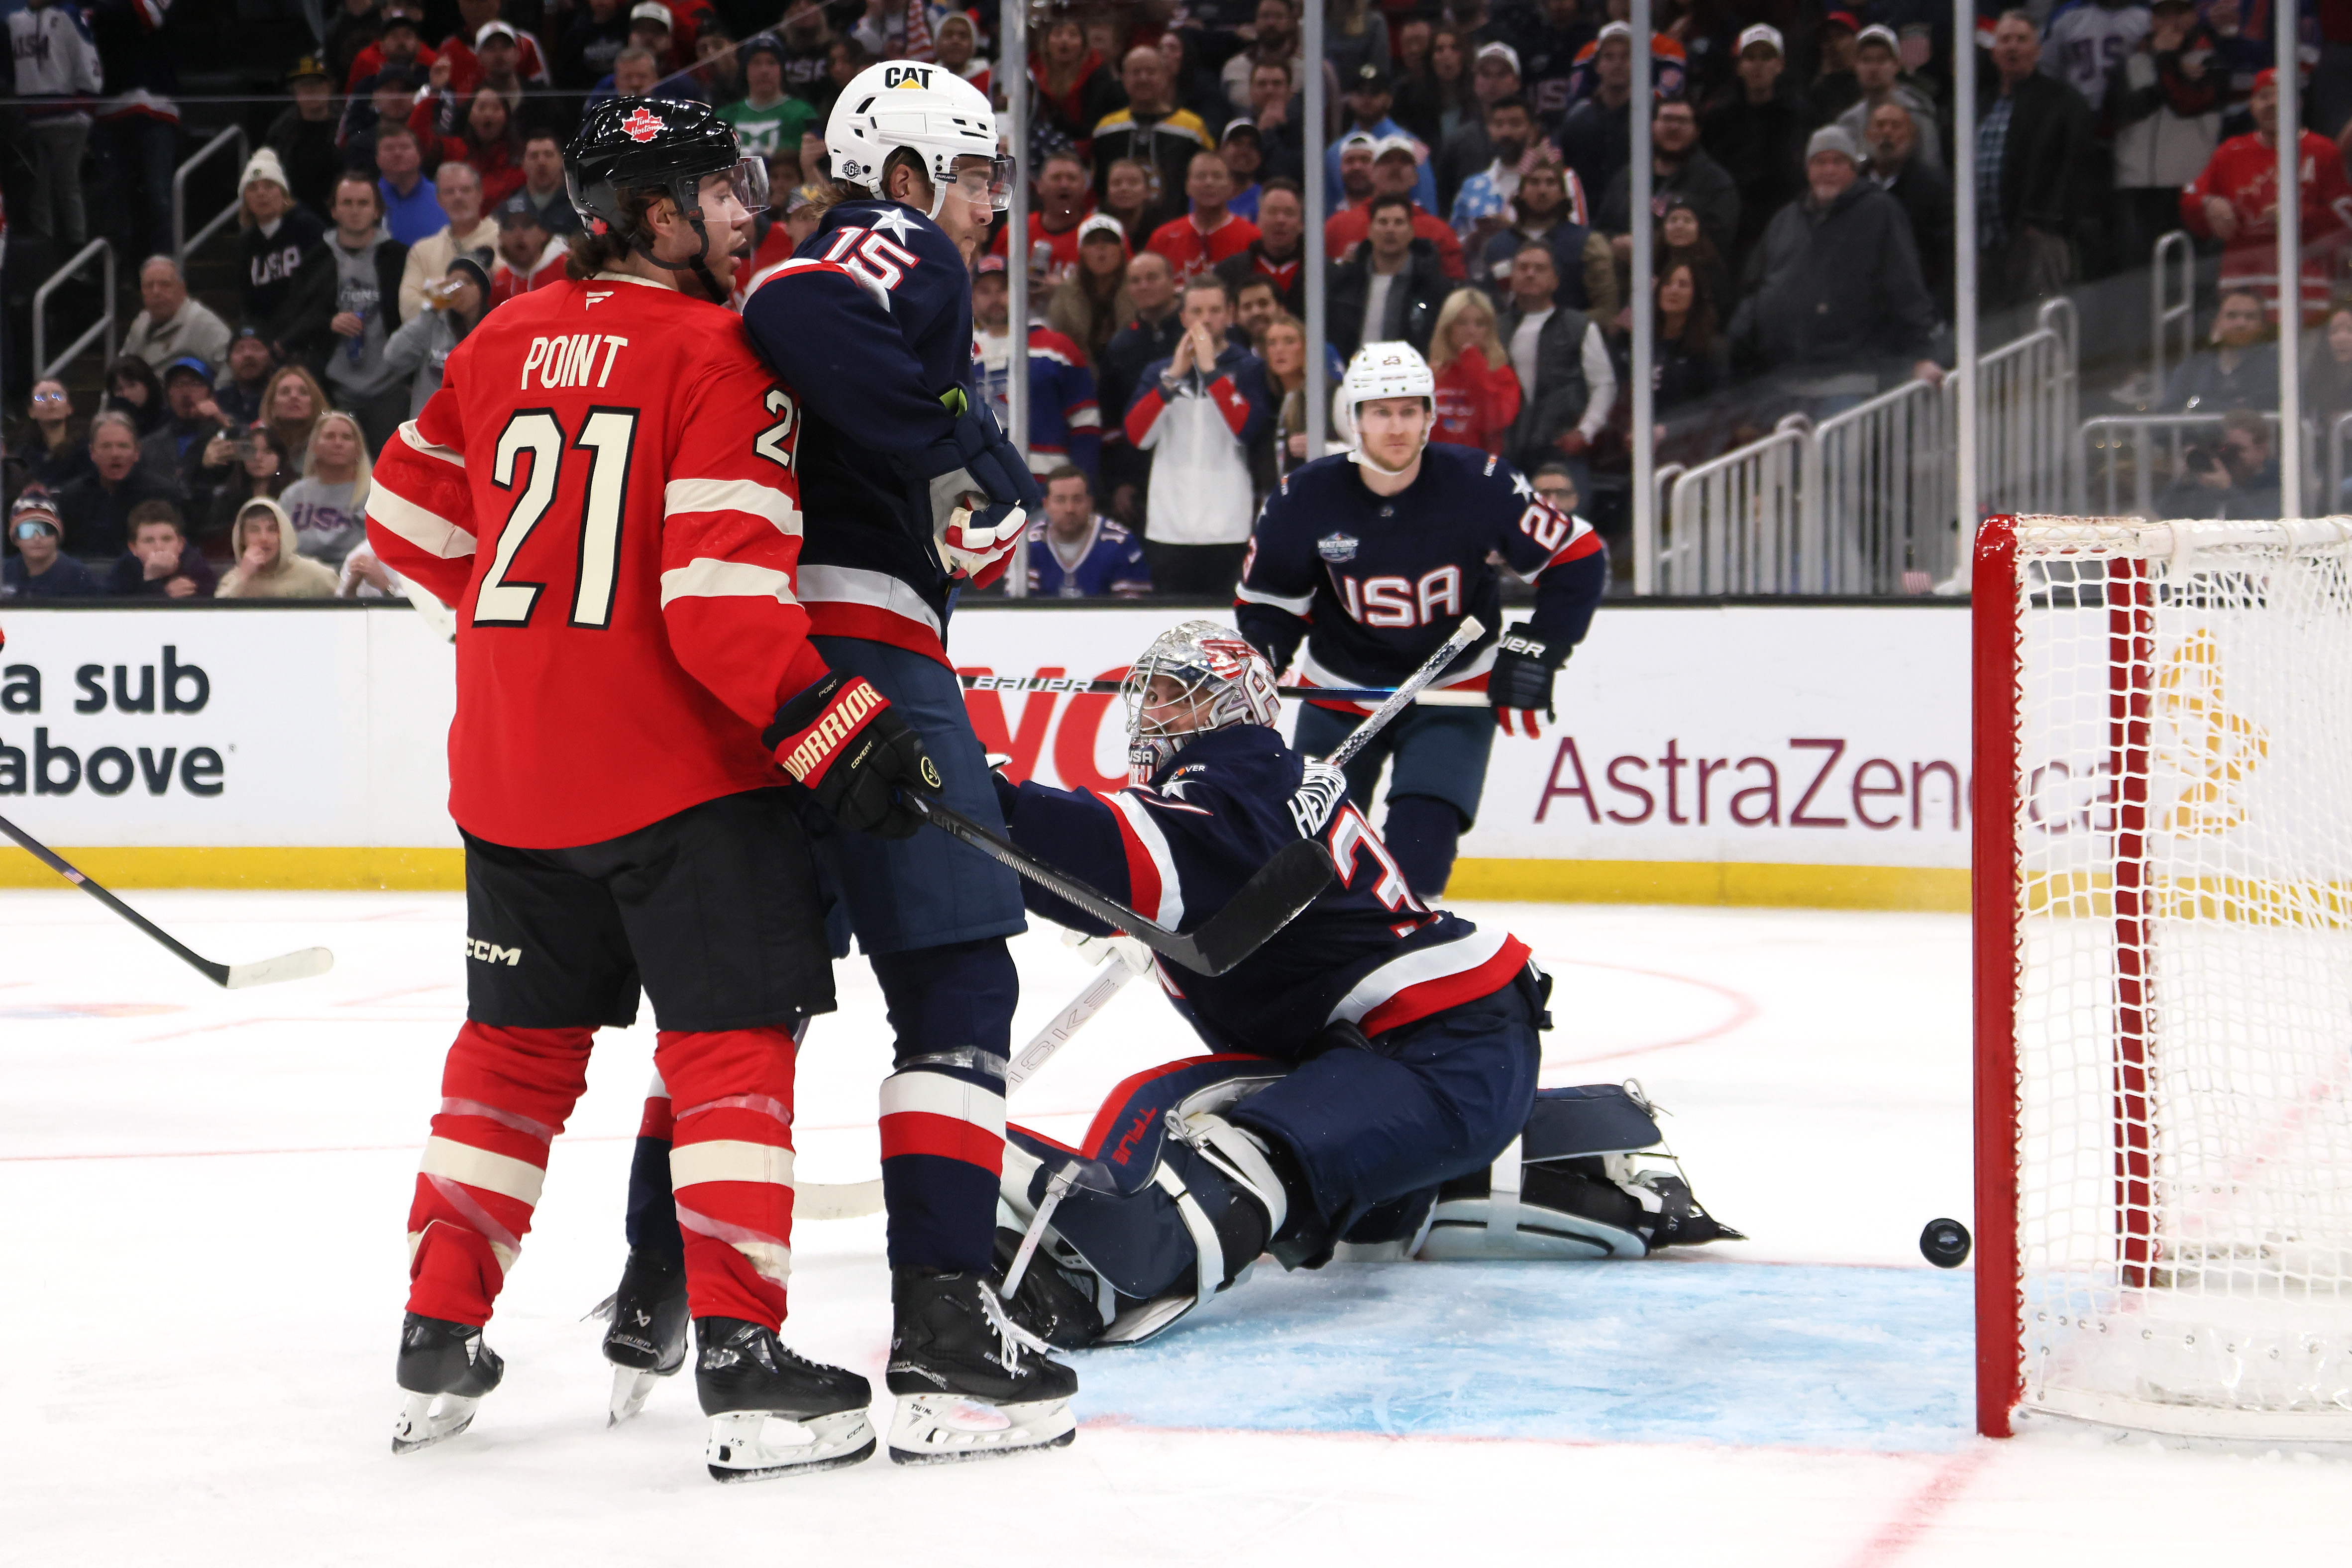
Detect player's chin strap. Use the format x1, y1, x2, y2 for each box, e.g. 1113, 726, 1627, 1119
626, 197, 730, 305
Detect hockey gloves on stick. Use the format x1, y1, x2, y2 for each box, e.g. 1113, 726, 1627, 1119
916, 396, 1045, 587
766, 673, 937, 839
1488, 628, 1568, 738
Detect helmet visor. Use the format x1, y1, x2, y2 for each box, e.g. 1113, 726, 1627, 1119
945, 154, 1018, 212
723, 155, 770, 212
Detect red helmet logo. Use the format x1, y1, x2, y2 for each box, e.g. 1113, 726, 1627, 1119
620, 107, 666, 142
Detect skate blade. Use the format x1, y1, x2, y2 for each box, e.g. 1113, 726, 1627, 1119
705, 1409, 876, 1482
886, 1394, 1077, 1466
391, 1390, 482, 1455
609, 1365, 664, 1427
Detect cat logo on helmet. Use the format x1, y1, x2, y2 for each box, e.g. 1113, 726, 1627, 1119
884, 65, 934, 88
620, 106, 666, 142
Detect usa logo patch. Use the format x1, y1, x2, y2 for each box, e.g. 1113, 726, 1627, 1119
620, 106, 665, 142
1317, 532, 1359, 563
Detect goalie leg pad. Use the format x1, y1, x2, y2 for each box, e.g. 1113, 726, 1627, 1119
1417, 1083, 1744, 1260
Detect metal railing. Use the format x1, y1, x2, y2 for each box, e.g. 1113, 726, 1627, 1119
1637, 300, 2077, 594
1655, 414, 1810, 593
2079, 410, 2282, 517
31, 238, 117, 382
2150, 230, 2196, 397
173, 126, 249, 264
1984, 297, 2077, 517
1812, 377, 1955, 592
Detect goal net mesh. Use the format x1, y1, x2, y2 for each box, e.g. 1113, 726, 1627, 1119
2002, 516, 2352, 1438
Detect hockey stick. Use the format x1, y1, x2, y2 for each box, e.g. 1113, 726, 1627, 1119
963, 673, 1490, 707
0, 812, 334, 989
903, 792, 1334, 978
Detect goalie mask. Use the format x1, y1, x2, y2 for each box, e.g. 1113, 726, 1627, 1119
1119, 620, 1283, 784
1341, 341, 1435, 474
826, 60, 1014, 220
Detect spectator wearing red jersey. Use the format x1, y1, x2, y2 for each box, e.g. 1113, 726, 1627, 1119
439, 11, 552, 99
1323, 136, 1468, 280
1214, 176, 1308, 318
346, 1, 438, 92
486, 197, 565, 308
414, 91, 527, 209
2181, 67, 2352, 324
1148, 151, 1264, 281
989, 149, 1095, 286
1031, 15, 1124, 161
1426, 288, 1521, 454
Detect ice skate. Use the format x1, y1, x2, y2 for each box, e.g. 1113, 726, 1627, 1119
391, 1313, 503, 1455
593, 1247, 689, 1426
885, 1267, 1078, 1465
696, 1318, 875, 1482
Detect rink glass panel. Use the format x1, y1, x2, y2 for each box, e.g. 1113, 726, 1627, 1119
1997, 516, 2352, 1440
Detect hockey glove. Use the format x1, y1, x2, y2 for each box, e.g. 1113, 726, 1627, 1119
939, 498, 1028, 587
765, 673, 937, 840
1488, 628, 1568, 739
916, 403, 1046, 567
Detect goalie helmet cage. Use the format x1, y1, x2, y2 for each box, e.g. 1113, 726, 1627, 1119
1972, 512, 2352, 1442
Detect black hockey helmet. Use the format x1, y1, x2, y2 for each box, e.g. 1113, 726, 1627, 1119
564, 96, 763, 233
564, 97, 766, 297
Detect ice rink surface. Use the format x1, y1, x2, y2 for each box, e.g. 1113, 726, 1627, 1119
5, 889, 2348, 1565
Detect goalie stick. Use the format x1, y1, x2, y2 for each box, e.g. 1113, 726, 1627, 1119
963, 673, 1489, 707
0, 812, 334, 989
799, 616, 1495, 1219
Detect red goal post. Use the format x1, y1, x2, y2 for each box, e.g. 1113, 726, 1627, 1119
1973, 513, 2352, 1442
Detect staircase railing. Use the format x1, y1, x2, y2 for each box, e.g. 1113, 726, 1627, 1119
31, 239, 117, 382
174, 126, 250, 264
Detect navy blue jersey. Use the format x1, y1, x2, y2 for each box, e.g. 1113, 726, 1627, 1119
993, 724, 1532, 1057
740, 199, 974, 661
1234, 444, 1607, 711
1023, 515, 1151, 598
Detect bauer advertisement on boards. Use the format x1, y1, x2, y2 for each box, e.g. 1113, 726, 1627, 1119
0, 604, 1970, 872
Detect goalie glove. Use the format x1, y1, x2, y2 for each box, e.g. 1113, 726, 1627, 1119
765, 673, 937, 840
1487, 627, 1568, 738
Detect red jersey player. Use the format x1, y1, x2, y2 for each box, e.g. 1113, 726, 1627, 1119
364, 97, 935, 1482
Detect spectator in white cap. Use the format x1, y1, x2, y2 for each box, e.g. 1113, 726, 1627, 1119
1328, 61, 1437, 212
1435, 40, 1523, 214
236, 148, 334, 364
1837, 24, 1942, 169
1325, 136, 1468, 279
1555, 26, 1634, 212
1731, 124, 1943, 417
1050, 214, 1141, 370
1704, 24, 1815, 275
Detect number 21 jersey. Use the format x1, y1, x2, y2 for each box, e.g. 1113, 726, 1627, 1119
365, 272, 832, 849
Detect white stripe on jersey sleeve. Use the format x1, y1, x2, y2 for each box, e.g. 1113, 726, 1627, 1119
659, 558, 800, 608
1107, 790, 1187, 929
367, 486, 479, 558
1235, 581, 1314, 615
397, 420, 466, 467
664, 477, 802, 535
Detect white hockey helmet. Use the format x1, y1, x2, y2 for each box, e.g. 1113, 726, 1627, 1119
1119, 621, 1283, 783
826, 60, 1013, 218
1341, 341, 1436, 471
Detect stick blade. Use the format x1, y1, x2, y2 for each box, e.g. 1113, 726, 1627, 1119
795, 1179, 884, 1221
1182, 839, 1337, 976
222, 946, 336, 989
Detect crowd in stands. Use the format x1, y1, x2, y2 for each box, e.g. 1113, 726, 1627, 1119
16, 0, 2352, 600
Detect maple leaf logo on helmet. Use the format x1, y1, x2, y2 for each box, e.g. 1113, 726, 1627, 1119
620, 106, 666, 142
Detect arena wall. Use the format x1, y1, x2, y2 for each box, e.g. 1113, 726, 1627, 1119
0, 601, 1970, 909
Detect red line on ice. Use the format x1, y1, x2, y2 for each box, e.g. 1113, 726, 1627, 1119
1537, 957, 1762, 1068
1836, 1443, 1994, 1567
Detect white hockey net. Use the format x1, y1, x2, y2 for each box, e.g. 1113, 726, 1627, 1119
1998, 516, 2352, 1440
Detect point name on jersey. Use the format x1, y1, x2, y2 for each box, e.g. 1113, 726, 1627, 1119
519, 333, 630, 390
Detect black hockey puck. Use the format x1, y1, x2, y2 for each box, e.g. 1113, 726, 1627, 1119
1920, 1218, 1972, 1268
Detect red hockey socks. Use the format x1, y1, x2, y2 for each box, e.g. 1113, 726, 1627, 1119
654, 1026, 799, 1327
406, 1022, 593, 1324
